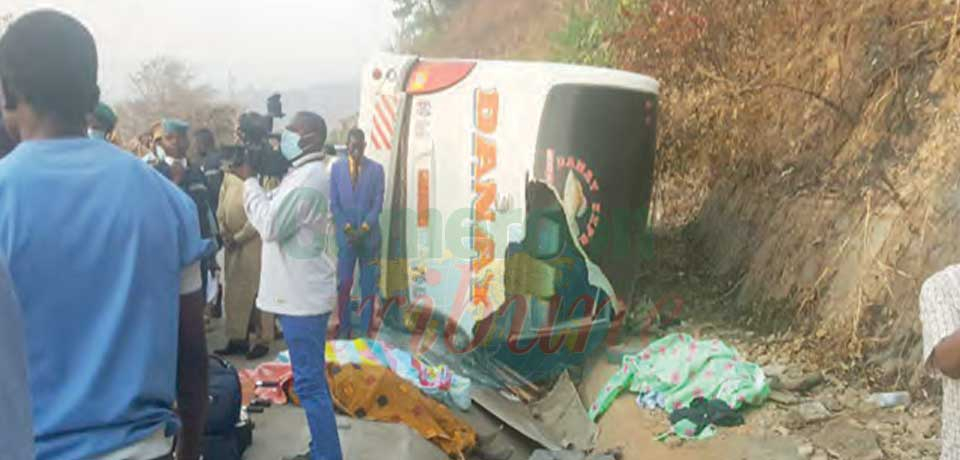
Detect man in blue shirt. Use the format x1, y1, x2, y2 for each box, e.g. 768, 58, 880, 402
0, 255, 35, 460
0, 10, 211, 460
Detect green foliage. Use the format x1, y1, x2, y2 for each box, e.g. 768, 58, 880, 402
553, 0, 639, 67
392, 0, 465, 46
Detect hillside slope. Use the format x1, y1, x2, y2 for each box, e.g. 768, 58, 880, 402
612, 0, 960, 383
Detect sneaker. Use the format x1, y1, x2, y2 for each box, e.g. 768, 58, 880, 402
214, 340, 249, 356
246, 344, 270, 360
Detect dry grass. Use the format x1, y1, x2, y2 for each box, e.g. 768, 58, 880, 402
608, 0, 960, 382
410, 0, 571, 60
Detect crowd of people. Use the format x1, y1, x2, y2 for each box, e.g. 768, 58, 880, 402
0, 9, 385, 460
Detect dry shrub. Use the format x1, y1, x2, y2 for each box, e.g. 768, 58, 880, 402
611, 0, 960, 381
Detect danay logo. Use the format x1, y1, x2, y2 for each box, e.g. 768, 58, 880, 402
471, 88, 499, 316
547, 149, 603, 247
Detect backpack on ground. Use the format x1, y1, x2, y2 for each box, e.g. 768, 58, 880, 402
203, 355, 253, 460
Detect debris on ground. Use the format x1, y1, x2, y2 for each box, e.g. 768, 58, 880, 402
866, 391, 911, 409
474, 371, 597, 451
789, 401, 833, 426
239, 361, 294, 405
811, 418, 883, 460
772, 372, 825, 393
768, 390, 801, 406
528, 448, 623, 460
488, 359, 547, 403
337, 417, 449, 460
907, 417, 938, 440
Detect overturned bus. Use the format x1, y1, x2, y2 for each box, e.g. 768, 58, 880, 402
357, 53, 659, 383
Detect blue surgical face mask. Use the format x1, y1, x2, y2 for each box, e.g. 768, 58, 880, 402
88, 128, 106, 141
280, 129, 303, 160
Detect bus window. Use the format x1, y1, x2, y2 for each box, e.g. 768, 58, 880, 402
534, 84, 658, 299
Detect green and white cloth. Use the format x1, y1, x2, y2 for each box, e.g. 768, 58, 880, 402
588, 333, 769, 437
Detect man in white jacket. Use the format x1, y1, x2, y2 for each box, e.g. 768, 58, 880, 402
241, 111, 341, 460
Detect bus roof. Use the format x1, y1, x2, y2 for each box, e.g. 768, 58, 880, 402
485, 59, 659, 95
394, 54, 660, 96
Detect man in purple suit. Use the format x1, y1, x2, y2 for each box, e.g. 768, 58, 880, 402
330, 128, 384, 339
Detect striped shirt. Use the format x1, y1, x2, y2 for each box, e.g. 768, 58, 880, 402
920, 265, 960, 460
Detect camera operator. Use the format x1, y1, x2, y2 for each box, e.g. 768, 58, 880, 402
239, 111, 341, 460
236, 106, 289, 188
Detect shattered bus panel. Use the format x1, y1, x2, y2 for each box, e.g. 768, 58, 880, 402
358, 53, 659, 383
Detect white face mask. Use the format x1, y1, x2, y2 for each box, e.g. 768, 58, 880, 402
280, 129, 303, 161
87, 128, 106, 141
155, 144, 167, 160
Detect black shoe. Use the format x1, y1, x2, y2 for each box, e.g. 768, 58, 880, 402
245, 344, 270, 360
215, 340, 249, 356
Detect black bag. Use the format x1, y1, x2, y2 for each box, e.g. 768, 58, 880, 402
203, 432, 240, 460
203, 355, 252, 460
207, 355, 241, 434
202, 423, 252, 460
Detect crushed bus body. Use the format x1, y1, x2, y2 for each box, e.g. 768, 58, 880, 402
358, 53, 659, 383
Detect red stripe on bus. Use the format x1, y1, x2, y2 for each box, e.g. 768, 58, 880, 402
375, 101, 394, 134
382, 95, 398, 124
372, 115, 391, 150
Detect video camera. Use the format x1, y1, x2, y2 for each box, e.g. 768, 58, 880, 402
235, 94, 288, 178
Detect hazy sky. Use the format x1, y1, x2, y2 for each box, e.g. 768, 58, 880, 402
6, 0, 396, 100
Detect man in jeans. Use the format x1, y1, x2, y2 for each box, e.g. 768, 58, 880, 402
0, 10, 210, 460
241, 111, 341, 460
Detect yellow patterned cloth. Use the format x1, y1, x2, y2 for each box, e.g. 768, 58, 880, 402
325, 362, 476, 458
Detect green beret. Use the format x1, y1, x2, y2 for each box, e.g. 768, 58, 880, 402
93, 103, 117, 129
161, 118, 190, 135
